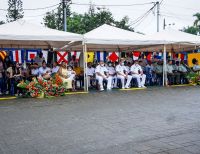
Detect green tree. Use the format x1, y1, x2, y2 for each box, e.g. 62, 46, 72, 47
6, 0, 24, 22
43, 4, 71, 31
183, 26, 199, 35
193, 13, 200, 27
0, 21, 5, 25
115, 16, 134, 32
183, 12, 200, 35
43, 4, 134, 34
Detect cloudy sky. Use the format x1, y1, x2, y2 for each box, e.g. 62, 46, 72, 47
0, 0, 199, 34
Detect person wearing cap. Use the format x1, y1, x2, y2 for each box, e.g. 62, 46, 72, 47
131, 60, 146, 88
116, 59, 132, 89
106, 62, 117, 88
95, 60, 112, 91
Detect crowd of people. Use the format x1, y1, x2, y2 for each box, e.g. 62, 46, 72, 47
0, 52, 200, 96
87, 57, 195, 91
0, 53, 84, 96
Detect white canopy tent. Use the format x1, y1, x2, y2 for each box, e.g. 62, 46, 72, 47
140, 29, 200, 86
83, 24, 164, 51
78, 24, 163, 91
0, 19, 83, 49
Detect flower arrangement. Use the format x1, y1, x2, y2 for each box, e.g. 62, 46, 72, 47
17, 74, 67, 98
186, 72, 200, 85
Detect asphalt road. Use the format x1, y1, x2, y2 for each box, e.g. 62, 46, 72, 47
0, 86, 200, 154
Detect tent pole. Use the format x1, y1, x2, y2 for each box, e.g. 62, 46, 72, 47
83, 43, 88, 92
163, 44, 167, 86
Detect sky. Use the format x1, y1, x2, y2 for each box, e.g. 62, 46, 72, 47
0, 0, 199, 34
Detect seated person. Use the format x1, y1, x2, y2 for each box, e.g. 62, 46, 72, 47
131, 60, 146, 88
177, 61, 189, 84
52, 62, 60, 74
73, 62, 84, 88
67, 65, 76, 91
172, 61, 181, 84
58, 61, 72, 89
116, 59, 132, 89
107, 62, 117, 88
30, 63, 39, 79
87, 62, 95, 88
192, 58, 200, 72
154, 61, 163, 85
38, 61, 51, 80
166, 60, 180, 85
95, 60, 112, 91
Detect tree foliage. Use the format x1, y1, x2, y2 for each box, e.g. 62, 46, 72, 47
183, 12, 200, 35
43, 4, 134, 34
6, 0, 24, 22
0, 21, 5, 25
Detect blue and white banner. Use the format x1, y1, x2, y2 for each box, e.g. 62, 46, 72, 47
96, 51, 107, 62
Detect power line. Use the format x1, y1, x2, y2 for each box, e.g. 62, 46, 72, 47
0, 3, 60, 11
130, 2, 157, 26
71, 2, 155, 7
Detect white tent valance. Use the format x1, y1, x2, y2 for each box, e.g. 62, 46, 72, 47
0, 19, 83, 49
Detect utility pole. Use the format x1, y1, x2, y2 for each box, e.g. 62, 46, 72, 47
156, 1, 160, 32
62, 0, 70, 32
163, 18, 166, 30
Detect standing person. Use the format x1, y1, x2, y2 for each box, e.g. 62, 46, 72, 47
95, 60, 112, 91
131, 60, 146, 88
38, 61, 51, 80
116, 59, 132, 89
58, 61, 72, 89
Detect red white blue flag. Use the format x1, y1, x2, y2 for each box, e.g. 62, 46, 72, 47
11, 50, 24, 63
71, 51, 81, 62
26, 50, 38, 62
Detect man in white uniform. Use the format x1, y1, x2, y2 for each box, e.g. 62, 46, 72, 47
107, 62, 117, 88
95, 61, 112, 91
116, 59, 132, 89
131, 60, 146, 88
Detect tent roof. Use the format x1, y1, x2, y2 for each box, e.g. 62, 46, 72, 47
145, 29, 200, 45
135, 29, 200, 52
84, 24, 155, 46
0, 19, 83, 49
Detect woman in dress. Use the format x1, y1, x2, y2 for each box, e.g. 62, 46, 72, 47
58, 61, 72, 89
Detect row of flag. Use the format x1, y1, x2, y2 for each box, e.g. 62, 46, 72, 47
86, 51, 189, 63
0, 50, 82, 64
0, 49, 189, 64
